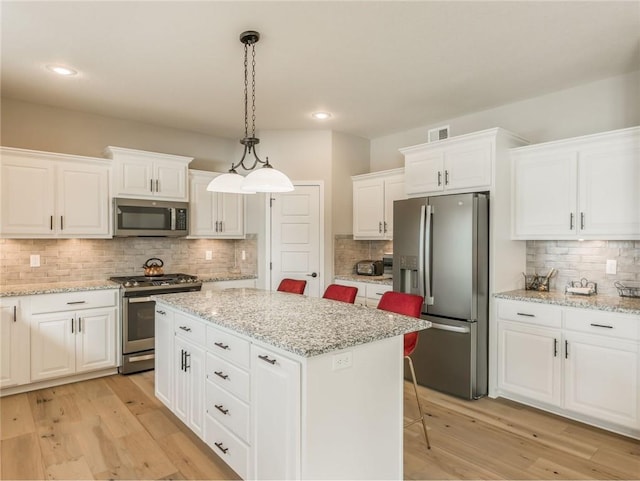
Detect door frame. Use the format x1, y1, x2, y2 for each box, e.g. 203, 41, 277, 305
262, 181, 325, 294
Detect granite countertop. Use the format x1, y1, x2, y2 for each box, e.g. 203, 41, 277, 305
334, 274, 393, 286
153, 288, 430, 358
198, 274, 257, 283
495, 289, 640, 316
0, 280, 121, 297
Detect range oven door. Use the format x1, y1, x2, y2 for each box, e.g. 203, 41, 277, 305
123, 295, 156, 355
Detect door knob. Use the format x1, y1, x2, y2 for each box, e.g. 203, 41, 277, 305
307, 272, 318, 278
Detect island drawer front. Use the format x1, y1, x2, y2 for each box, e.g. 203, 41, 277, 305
205, 414, 249, 480
205, 380, 250, 442
206, 326, 250, 369
174, 313, 206, 346
565, 309, 639, 340
206, 352, 250, 402
497, 300, 562, 328
31, 289, 117, 314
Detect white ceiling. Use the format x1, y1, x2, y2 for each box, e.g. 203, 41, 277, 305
2, 1, 639, 140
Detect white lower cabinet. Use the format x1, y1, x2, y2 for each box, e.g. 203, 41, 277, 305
174, 334, 205, 438
251, 344, 301, 480
497, 299, 640, 437
154, 307, 174, 408
0, 297, 30, 388
332, 279, 393, 308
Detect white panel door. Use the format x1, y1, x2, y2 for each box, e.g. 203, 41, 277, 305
403, 150, 444, 195
75, 307, 116, 373
0, 299, 29, 388
352, 178, 385, 238
31, 312, 76, 381
382, 174, 406, 239
217, 193, 245, 237
155, 161, 187, 200
115, 157, 154, 197
445, 140, 492, 191
271, 185, 322, 297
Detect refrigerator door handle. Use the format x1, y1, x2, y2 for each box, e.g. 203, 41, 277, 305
430, 321, 471, 334
424, 204, 434, 305
418, 205, 426, 301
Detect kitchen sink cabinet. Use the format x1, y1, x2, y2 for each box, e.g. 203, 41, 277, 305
0, 297, 30, 389
0, 147, 110, 238
106, 146, 193, 201
352, 168, 405, 240
496, 299, 640, 437
189, 170, 245, 238
511, 126, 640, 240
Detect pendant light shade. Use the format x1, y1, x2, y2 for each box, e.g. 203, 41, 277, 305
242, 165, 295, 193
207, 30, 294, 194
206, 171, 256, 194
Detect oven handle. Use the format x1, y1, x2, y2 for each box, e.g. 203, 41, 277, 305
128, 353, 155, 362
127, 297, 154, 303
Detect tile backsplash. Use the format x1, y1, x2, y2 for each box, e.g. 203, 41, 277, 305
0, 236, 257, 285
334, 235, 392, 276
526, 240, 640, 296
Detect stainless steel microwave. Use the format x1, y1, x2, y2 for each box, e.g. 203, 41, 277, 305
114, 198, 189, 237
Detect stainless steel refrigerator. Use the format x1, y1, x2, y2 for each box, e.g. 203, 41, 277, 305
393, 193, 489, 399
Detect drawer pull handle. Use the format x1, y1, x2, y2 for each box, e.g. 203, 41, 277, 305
215, 404, 229, 415
13, 305, 17, 322
553, 338, 558, 357
179, 326, 192, 332
590, 323, 613, 329
214, 442, 229, 454
214, 342, 230, 350
156, 310, 166, 315
258, 354, 276, 365
565, 340, 569, 359
516, 312, 535, 317
214, 371, 229, 380
66, 301, 87, 305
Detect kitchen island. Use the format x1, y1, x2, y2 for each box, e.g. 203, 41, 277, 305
153, 288, 431, 480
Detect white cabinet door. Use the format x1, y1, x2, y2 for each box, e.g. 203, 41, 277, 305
404, 149, 444, 195
578, 140, 640, 237
189, 171, 245, 238
382, 173, 406, 238
445, 140, 492, 191
115, 157, 154, 197
0, 155, 55, 235
75, 307, 116, 373
57, 162, 110, 236
252, 344, 301, 480
0, 298, 29, 388
216, 193, 245, 237
174, 336, 190, 424
498, 321, 562, 406
564, 331, 639, 429
174, 335, 205, 438
353, 177, 385, 238
155, 307, 174, 409
512, 151, 578, 238
155, 160, 187, 200
31, 312, 76, 381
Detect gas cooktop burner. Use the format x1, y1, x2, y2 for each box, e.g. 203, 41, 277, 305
110, 273, 200, 290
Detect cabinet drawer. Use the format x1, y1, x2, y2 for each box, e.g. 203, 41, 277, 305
205, 380, 250, 442
207, 326, 250, 369
174, 313, 206, 346
497, 300, 562, 328
365, 284, 393, 306
205, 414, 249, 480
565, 309, 639, 340
31, 289, 117, 314
206, 353, 250, 402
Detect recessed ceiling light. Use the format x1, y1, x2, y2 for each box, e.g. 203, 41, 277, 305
46, 65, 78, 76
311, 111, 332, 120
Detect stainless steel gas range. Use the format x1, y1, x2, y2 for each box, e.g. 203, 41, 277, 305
110, 274, 202, 374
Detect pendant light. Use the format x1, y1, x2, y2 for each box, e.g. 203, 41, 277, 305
207, 31, 294, 194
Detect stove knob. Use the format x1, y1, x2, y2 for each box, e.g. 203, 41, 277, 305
124, 281, 132, 287
132, 281, 139, 287
178, 278, 186, 283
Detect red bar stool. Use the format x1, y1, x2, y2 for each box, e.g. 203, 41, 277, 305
377, 291, 431, 449
322, 284, 358, 304
276, 278, 307, 295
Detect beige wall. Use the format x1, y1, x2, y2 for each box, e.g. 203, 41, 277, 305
1, 97, 236, 171
370, 70, 640, 171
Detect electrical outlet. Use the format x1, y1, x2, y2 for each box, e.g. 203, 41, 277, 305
242, 250, 246, 261
606, 259, 617, 275
205, 250, 213, 260
332, 351, 352, 371
30, 254, 40, 267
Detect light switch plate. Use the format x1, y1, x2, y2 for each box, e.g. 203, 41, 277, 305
606, 259, 617, 275
30, 254, 40, 267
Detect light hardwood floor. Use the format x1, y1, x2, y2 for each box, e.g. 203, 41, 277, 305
1, 372, 638, 480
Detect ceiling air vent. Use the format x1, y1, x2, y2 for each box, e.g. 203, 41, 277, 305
427, 125, 450, 143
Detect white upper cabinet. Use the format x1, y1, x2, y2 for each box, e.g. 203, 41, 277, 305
105, 146, 192, 201
511, 126, 640, 240
352, 168, 405, 240
0, 147, 110, 238
189, 170, 245, 238
401, 129, 503, 196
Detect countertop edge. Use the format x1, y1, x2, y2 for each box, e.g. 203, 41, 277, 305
494, 290, 640, 315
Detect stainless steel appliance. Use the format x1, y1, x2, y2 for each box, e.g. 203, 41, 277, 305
114, 198, 189, 237
355, 260, 384, 276
110, 273, 202, 373
393, 193, 489, 399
